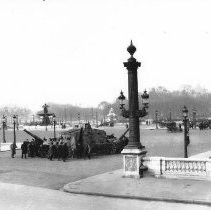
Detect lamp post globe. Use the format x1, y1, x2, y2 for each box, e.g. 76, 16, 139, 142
182, 106, 188, 118
141, 90, 149, 109
118, 90, 126, 110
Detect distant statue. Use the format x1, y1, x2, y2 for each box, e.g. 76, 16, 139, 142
42, 103, 49, 114
38, 103, 54, 127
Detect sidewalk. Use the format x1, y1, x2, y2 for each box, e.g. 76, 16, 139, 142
0, 182, 209, 210
189, 151, 211, 159
63, 169, 211, 206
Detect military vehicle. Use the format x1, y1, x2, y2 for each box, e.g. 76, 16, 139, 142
23, 123, 129, 158
166, 121, 183, 132
198, 120, 211, 130
60, 123, 129, 157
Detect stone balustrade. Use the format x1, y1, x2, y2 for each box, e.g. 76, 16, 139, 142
143, 156, 211, 181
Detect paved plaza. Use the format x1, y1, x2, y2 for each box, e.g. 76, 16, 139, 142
64, 169, 211, 206
0, 129, 211, 209
0, 150, 122, 189
0, 149, 210, 209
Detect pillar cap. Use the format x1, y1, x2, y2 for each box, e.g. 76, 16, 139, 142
127, 40, 136, 56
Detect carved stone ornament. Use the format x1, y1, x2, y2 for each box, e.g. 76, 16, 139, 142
125, 156, 137, 172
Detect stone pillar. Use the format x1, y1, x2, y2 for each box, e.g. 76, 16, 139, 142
122, 149, 147, 178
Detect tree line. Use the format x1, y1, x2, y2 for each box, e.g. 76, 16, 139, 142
37, 85, 211, 123
0, 106, 32, 124
1, 85, 210, 125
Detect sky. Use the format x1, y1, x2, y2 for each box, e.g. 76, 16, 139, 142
1, 0, 211, 112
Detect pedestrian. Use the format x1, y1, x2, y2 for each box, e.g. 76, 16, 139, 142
57, 142, 63, 160
55, 141, 59, 158
48, 142, 54, 160
61, 142, 69, 162
21, 141, 28, 159
83, 143, 91, 159
70, 135, 76, 158
28, 142, 34, 157
10, 143, 17, 158
52, 141, 57, 159
31, 139, 36, 157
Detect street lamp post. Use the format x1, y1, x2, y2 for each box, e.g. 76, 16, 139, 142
118, 41, 149, 178
45, 115, 48, 131
95, 112, 98, 127
78, 113, 80, 125
13, 115, 17, 146
155, 110, 158, 129
169, 111, 172, 121
16, 115, 19, 130
53, 114, 56, 139
2, 115, 6, 143
182, 106, 189, 158
192, 108, 197, 129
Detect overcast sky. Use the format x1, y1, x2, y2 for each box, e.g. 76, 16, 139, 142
0, 0, 211, 112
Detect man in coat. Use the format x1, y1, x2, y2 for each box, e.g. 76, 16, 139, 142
21, 141, 28, 158
48, 142, 54, 160
10, 143, 17, 158
57, 142, 63, 161
62, 142, 69, 162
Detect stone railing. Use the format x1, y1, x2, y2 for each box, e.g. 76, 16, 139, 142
164, 159, 206, 174
143, 156, 211, 181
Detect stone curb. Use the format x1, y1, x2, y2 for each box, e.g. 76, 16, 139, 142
63, 187, 211, 207
63, 185, 211, 207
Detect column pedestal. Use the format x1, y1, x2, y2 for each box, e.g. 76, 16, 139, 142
122, 148, 147, 178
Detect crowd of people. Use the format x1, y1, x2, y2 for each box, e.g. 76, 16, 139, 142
10, 137, 70, 162
10, 133, 91, 161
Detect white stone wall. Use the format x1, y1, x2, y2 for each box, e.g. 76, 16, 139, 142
143, 156, 211, 181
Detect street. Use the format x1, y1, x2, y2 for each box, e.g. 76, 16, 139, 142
0, 150, 122, 189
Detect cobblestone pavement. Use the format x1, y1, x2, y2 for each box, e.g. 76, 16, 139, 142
0, 150, 122, 189
0, 182, 209, 210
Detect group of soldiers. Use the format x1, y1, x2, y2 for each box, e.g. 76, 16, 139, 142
19, 137, 69, 162
18, 134, 91, 161
47, 139, 69, 161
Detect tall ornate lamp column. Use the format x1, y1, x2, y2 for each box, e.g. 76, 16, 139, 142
13, 115, 17, 147
192, 108, 197, 129
53, 114, 56, 139
119, 41, 149, 178
182, 106, 189, 158
155, 110, 158, 129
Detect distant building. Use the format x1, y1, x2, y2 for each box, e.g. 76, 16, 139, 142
106, 108, 117, 126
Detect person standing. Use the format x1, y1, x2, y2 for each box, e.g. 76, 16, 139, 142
62, 142, 69, 162
10, 143, 17, 158
57, 142, 63, 161
21, 141, 28, 159
83, 143, 91, 159
55, 141, 59, 159
48, 142, 54, 161
28, 142, 33, 157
